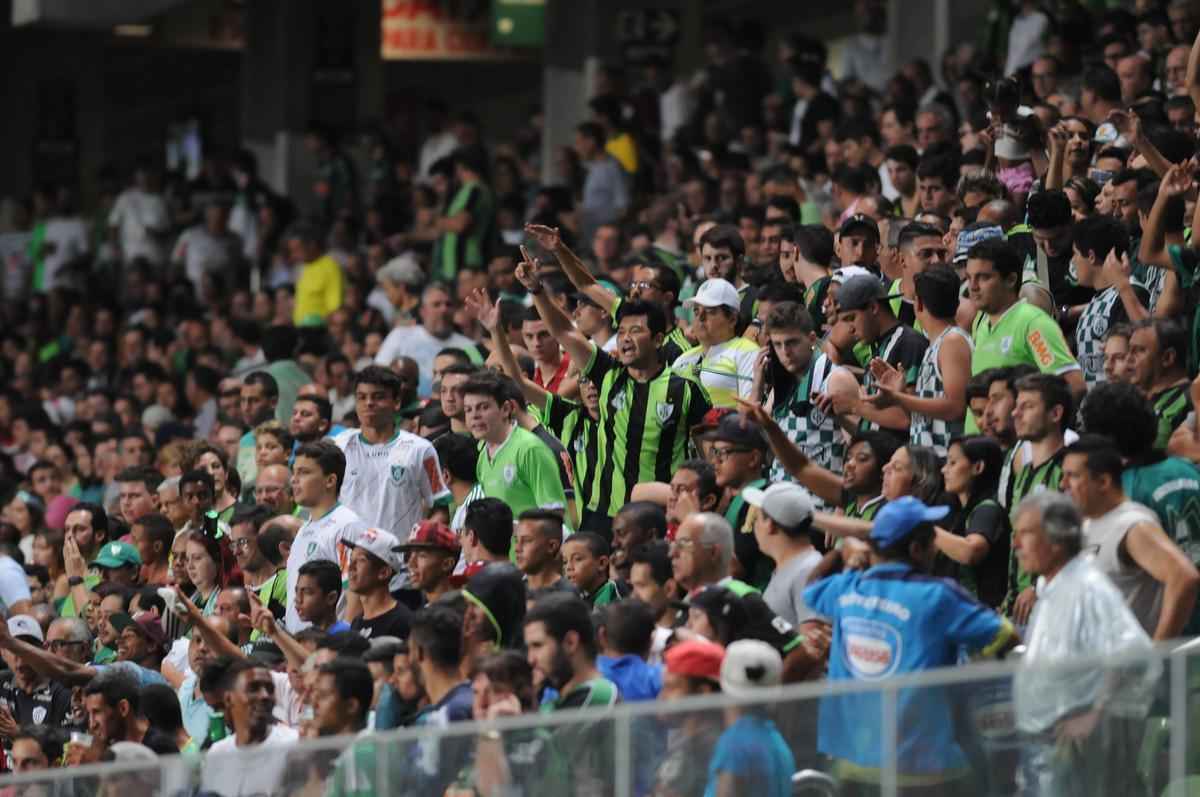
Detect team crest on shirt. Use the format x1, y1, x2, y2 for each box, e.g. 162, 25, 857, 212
573, 436, 584, 452
307, 542, 317, 556
1000, 335, 1013, 354
503, 464, 516, 484
31, 707, 46, 724
391, 464, 406, 482
656, 401, 674, 423
611, 392, 627, 411
809, 406, 827, 426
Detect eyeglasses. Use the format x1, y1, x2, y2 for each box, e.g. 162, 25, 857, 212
229, 538, 255, 550
630, 281, 661, 292
47, 640, 87, 652
710, 446, 750, 461
670, 538, 705, 551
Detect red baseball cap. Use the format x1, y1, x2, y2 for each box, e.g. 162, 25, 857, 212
394, 520, 461, 555
664, 639, 725, 682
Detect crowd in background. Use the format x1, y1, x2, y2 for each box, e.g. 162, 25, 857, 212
3, 0, 1200, 795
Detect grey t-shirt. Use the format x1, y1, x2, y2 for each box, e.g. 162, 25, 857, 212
763, 547, 824, 625
1084, 500, 1164, 635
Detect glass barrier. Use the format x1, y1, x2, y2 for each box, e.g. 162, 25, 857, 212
3, 644, 1200, 797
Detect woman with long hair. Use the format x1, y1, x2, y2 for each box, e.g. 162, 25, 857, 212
183, 529, 234, 620
188, 445, 237, 525
936, 435, 1010, 608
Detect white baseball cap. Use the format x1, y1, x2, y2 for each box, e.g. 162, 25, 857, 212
742, 483, 815, 531
343, 527, 405, 574
831, 265, 873, 285
720, 639, 783, 699
685, 279, 740, 311
7, 615, 43, 643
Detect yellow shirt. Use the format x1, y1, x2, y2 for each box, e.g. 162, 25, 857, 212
293, 254, 344, 326
606, 133, 638, 175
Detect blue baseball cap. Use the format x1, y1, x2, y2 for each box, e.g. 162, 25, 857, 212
869, 497, 950, 548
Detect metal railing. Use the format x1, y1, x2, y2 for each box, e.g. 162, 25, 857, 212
2, 641, 1199, 796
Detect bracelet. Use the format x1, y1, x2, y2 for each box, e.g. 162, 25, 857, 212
478, 728, 503, 742
68, 577, 84, 587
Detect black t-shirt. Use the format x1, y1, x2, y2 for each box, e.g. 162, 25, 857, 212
351, 602, 413, 641
944, 498, 1011, 609
0, 672, 72, 731
800, 93, 840, 151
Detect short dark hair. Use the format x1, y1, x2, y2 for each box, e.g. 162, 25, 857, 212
577, 121, 606, 147
70, 502, 109, 539
434, 433, 477, 484
517, 508, 564, 541
353, 365, 403, 399
244, 371, 279, 400
84, 667, 140, 712
13, 724, 65, 764
1064, 434, 1125, 484
916, 154, 957, 186
1138, 181, 1185, 232
133, 513, 174, 552
794, 225, 834, 267
913, 266, 960, 320
460, 374, 509, 408
614, 501, 668, 541
409, 604, 465, 670
464, 498, 514, 558
116, 466, 164, 493
699, 224, 746, 260
884, 144, 919, 170
629, 540, 672, 585
897, 222, 945, 250
140, 683, 184, 731
1079, 381, 1157, 460
298, 559, 343, 598
563, 531, 609, 559
967, 238, 1022, 281
230, 503, 274, 533
764, 301, 815, 335
179, 468, 216, 497
615, 299, 667, 337
603, 599, 656, 657
966, 371, 992, 402
1071, 214, 1129, 262
1083, 65, 1122, 104
678, 459, 719, 503
294, 395, 333, 423
1015, 373, 1073, 432
525, 592, 597, 658
294, 440, 347, 492
257, 524, 289, 567
1026, 190, 1073, 230
317, 657, 374, 725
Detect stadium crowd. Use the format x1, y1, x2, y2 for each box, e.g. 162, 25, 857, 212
5, 0, 1200, 794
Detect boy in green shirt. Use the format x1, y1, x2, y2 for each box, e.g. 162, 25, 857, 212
562, 532, 629, 608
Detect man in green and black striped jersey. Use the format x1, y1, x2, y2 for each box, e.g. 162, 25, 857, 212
1127, 318, 1192, 451
524, 223, 694, 365
517, 258, 712, 520
1000, 373, 1072, 626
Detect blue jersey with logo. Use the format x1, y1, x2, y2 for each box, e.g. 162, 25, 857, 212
804, 562, 1013, 775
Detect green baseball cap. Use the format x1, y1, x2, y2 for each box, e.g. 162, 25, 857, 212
93, 541, 142, 569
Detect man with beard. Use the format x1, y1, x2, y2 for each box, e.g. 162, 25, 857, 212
201, 659, 299, 795
1002, 374, 1073, 627
288, 394, 332, 445
474, 593, 619, 796
236, 371, 279, 487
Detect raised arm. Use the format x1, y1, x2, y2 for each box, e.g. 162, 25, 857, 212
1044, 124, 1066, 191
0, 621, 95, 687
173, 588, 247, 662
467, 288, 549, 409
736, 399, 844, 506
1140, 162, 1193, 269
1111, 110, 1171, 178
516, 248, 595, 370
1188, 26, 1200, 112
524, 224, 619, 313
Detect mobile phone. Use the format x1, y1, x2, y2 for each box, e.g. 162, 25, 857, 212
158, 587, 179, 615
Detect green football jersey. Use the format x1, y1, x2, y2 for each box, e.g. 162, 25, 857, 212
476, 425, 568, 518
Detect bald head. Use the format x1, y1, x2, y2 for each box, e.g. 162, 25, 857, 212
254, 464, 293, 514
1117, 54, 1152, 102
977, 199, 1017, 229
266, 514, 302, 543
